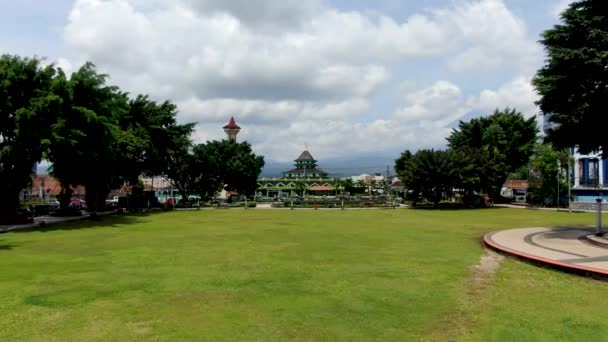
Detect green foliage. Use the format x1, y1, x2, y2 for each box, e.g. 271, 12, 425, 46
45, 64, 197, 210
533, 0, 608, 154
396, 149, 460, 205
202, 140, 265, 197
120, 95, 194, 180
0, 55, 57, 213
448, 108, 538, 198
1, 54, 264, 212
46, 63, 129, 210
342, 177, 355, 193
164, 140, 265, 200
528, 144, 570, 205
396, 109, 538, 203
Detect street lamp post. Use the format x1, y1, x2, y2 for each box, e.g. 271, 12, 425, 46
557, 164, 560, 211
596, 197, 603, 236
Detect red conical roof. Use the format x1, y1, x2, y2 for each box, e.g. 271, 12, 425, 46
223, 117, 241, 129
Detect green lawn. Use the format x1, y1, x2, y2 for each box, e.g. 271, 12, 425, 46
0, 208, 606, 341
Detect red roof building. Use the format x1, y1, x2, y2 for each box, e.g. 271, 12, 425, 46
25, 175, 86, 200
503, 180, 529, 190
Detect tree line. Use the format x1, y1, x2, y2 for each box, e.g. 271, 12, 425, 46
0, 55, 264, 215
394, 108, 540, 206
395, 0, 607, 207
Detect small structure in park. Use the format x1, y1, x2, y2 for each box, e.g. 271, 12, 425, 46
223, 117, 241, 142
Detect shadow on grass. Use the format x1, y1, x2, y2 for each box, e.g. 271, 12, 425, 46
8, 210, 169, 234
411, 205, 508, 211
0, 243, 17, 251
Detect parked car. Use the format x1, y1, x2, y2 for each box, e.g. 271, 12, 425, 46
32, 203, 59, 217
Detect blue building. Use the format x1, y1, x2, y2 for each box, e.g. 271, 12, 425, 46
543, 115, 607, 204
571, 149, 608, 202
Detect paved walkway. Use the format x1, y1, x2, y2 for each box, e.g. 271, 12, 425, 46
484, 227, 608, 276
0, 212, 114, 233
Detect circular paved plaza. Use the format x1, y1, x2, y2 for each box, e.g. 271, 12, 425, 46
485, 227, 608, 276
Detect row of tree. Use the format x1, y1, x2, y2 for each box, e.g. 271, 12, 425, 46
166, 140, 264, 201
395, 108, 539, 205
0, 55, 264, 215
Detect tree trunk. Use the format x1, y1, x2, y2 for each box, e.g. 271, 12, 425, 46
0, 185, 21, 214
180, 191, 188, 201
433, 190, 441, 207
57, 186, 73, 210
84, 183, 111, 212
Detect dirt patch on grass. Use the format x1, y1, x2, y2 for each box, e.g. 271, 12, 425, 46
426, 249, 504, 341
468, 249, 504, 294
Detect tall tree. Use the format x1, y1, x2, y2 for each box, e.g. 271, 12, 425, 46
397, 149, 459, 206
528, 144, 570, 206
120, 95, 194, 180
47, 63, 129, 211
342, 178, 354, 194
447, 108, 538, 199
165, 140, 265, 200
190, 143, 223, 200
533, 0, 608, 154
204, 140, 265, 197
394, 150, 413, 174
0, 55, 57, 214
164, 143, 197, 201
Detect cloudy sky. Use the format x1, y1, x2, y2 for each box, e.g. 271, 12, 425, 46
1, 0, 573, 162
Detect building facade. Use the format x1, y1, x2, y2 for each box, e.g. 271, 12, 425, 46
258, 149, 334, 197
543, 116, 608, 204
570, 149, 608, 202
283, 150, 328, 178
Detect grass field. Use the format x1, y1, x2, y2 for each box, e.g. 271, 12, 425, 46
1, 208, 607, 341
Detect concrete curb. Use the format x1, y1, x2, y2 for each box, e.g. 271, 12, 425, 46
483, 231, 608, 277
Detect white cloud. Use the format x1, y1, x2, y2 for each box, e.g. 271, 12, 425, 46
57, 0, 545, 161
395, 80, 469, 124
177, 97, 370, 125
438, 0, 542, 72
471, 76, 539, 116
389, 75, 539, 153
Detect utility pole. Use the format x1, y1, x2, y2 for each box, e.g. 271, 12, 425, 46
386, 165, 390, 200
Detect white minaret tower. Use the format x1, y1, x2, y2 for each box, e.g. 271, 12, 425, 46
223, 117, 241, 142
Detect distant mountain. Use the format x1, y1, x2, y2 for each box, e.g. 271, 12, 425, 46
260, 161, 293, 178
261, 153, 398, 178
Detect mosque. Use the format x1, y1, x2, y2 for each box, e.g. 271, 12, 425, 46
220, 116, 336, 197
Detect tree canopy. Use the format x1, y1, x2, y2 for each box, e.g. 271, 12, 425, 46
448, 108, 538, 198
533, 0, 608, 154
0, 54, 265, 215
165, 140, 265, 200
396, 108, 538, 205
527, 144, 570, 206
0, 55, 57, 213
396, 149, 459, 205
